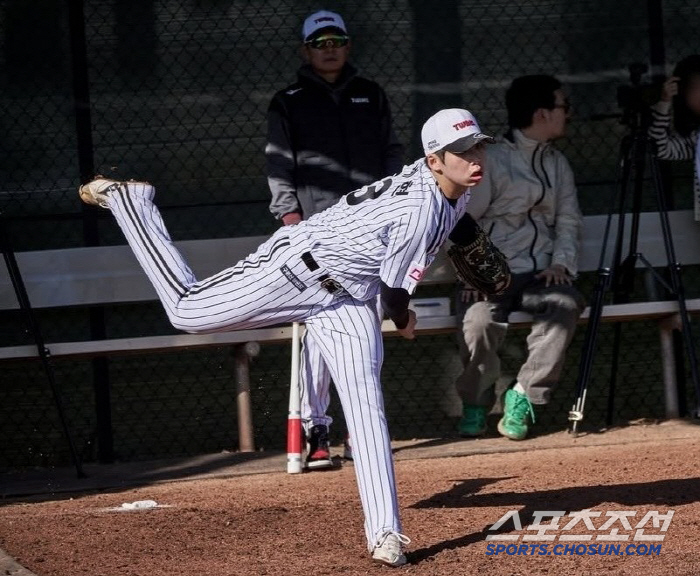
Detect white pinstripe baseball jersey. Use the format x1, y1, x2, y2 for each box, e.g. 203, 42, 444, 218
299, 159, 471, 300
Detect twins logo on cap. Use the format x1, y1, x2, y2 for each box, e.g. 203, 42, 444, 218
302, 10, 347, 41
421, 109, 493, 155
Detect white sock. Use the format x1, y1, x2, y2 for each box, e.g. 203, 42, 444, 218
513, 382, 526, 395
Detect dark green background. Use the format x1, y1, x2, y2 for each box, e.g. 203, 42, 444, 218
1, 0, 699, 468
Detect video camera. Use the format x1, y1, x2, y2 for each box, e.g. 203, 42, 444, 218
616, 62, 662, 128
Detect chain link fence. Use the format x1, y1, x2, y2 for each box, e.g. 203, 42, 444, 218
2, 0, 700, 468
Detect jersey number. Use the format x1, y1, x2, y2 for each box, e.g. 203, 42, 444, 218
393, 181, 412, 196
346, 177, 393, 205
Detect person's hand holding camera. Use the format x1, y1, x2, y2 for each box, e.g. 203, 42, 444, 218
661, 76, 680, 102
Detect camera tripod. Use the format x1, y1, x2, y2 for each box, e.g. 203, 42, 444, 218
0, 212, 85, 477
569, 113, 700, 435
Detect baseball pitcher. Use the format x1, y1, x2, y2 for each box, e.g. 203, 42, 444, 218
78, 108, 505, 567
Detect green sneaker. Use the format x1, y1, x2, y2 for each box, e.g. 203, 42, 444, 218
497, 388, 535, 440
458, 405, 487, 437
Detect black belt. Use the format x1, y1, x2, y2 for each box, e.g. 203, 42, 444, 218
301, 251, 344, 294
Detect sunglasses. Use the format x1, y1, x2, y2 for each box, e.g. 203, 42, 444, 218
305, 35, 350, 50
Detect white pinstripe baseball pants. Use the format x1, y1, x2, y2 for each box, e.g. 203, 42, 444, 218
300, 295, 384, 433
106, 182, 401, 547
300, 331, 333, 431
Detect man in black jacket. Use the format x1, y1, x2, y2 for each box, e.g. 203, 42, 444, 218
265, 10, 404, 469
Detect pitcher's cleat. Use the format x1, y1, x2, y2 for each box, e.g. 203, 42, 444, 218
371, 532, 410, 567
79, 178, 153, 208
78, 177, 125, 208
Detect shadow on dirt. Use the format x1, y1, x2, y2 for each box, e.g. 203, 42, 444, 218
407, 475, 700, 563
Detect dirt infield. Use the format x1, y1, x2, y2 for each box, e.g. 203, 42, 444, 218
1, 422, 699, 576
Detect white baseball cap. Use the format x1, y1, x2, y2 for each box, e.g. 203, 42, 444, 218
302, 10, 348, 42
421, 108, 493, 155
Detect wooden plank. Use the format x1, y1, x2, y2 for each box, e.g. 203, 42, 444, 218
0, 325, 297, 361
0, 317, 456, 360
4, 299, 699, 361
508, 298, 700, 327
2, 210, 699, 309
0, 236, 268, 310
421, 209, 700, 285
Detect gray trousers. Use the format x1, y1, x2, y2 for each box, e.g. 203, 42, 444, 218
455, 272, 585, 407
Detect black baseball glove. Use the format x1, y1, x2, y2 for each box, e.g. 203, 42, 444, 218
447, 218, 511, 296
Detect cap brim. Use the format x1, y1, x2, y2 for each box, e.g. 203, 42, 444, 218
304, 26, 347, 42
442, 133, 494, 154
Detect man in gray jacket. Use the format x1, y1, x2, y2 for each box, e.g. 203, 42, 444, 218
265, 10, 404, 468
455, 75, 584, 441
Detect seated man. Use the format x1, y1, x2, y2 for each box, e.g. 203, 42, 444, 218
454, 75, 585, 441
